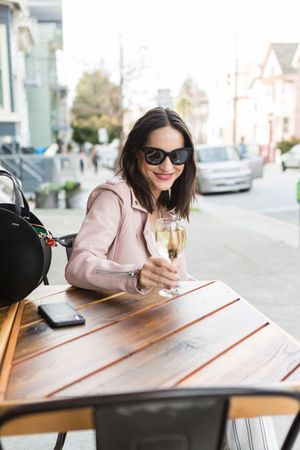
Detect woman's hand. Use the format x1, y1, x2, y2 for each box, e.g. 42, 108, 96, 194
138, 257, 178, 290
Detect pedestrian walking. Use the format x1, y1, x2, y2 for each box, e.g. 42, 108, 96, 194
78, 148, 85, 174
90, 146, 99, 173
239, 136, 247, 159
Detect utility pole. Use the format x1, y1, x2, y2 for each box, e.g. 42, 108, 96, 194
118, 35, 125, 154
232, 22, 239, 145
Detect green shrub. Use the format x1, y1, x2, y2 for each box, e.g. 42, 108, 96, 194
72, 126, 98, 145
277, 137, 300, 154
63, 180, 81, 192
35, 182, 62, 196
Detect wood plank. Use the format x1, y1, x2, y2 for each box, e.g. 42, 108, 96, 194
51, 301, 267, 398
24, 285, 73, 302
19, 290, 126, 333
0, 407, 93, 436
20, 288, 119, 327
13, 293, 177, 361
283, 364, 300, 384
15, 296, 129, 362
0, 306, 10, 325
229, 395, 300, 419
6, 282, 242, 400
0, 304, 19, 367
14, 281, 215, 361
0, 302, 24, 401
176, 325, 300, 387
19, 281, 211, 328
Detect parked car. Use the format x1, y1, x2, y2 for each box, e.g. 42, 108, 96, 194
195, 145, 252, 194
241, 143, 264, 179
281, 144, 300, 171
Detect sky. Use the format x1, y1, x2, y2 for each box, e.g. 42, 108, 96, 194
59, 0, 300, 106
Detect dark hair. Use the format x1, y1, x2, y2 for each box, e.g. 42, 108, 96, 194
119, 107, 196, 219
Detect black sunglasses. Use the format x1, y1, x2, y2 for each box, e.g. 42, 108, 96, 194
140, 146, 192, 166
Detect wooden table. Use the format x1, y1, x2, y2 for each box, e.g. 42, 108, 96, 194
0, 280, 300, 434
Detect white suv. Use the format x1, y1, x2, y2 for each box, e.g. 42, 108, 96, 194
281, 144, 300, 171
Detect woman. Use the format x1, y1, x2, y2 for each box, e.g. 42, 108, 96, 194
65, 107, 278, 450
66, 107, 195, 293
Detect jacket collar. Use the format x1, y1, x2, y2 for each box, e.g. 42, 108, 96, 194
129, 186, 148, 213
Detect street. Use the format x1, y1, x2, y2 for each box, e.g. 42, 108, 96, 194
203, 163, 300, 225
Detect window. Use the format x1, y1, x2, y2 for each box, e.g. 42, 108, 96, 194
0, 24, 11, 111
283, 117, 289, 134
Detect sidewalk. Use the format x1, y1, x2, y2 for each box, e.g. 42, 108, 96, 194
188, 199, 300, 342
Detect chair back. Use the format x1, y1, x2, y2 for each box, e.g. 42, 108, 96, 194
0, 387, 299, 450
56, 233, 77, 261
94, 390, 228, 450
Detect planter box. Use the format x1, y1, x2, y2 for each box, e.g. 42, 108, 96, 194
65, 190, 82, 208
35, 191, 59, 208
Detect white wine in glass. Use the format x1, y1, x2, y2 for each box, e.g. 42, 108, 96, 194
155, 217, 186, 297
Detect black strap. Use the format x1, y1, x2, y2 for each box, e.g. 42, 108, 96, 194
0, 169, 30, 217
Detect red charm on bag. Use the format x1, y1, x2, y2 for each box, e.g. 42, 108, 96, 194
46, 238, 56, 248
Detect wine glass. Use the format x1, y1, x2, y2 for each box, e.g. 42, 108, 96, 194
155, 217, 187, 297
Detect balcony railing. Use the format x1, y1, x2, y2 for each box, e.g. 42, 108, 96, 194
0, 154, 80, 193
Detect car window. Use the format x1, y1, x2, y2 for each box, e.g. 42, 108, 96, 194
197, 146, 240, 163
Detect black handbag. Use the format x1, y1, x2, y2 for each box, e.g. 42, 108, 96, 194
0, 170, 54, 306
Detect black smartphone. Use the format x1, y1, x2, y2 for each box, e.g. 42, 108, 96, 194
38, 302, 86, 328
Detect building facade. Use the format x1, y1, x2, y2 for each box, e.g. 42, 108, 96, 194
0, 0, 36, 148
204, 43, 300, 162
0, 0, 66, 151
26, 0, 67, 148
250, 43, 300, 161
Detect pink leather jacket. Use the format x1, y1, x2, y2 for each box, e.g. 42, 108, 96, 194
65, 176, 189, 294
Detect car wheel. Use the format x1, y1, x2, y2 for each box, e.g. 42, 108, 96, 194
282, 162, 286, 171
241, 186, 252, 192
241, 181, 252, 192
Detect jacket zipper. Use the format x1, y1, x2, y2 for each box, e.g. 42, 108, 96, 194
95, 268, 138, 277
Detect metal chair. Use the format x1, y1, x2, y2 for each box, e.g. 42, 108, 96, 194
0, 387, 299, 450
55, 233, 77, 261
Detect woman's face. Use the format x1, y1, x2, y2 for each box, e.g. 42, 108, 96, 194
137, 126, 185, 199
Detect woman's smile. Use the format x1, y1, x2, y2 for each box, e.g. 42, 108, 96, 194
153, 172, 174, 181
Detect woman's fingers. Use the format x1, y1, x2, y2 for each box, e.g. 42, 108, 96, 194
139, 272, 176, 290
146, 258, 178, 282
138, 257, 178, 289
150, 257, 177, 272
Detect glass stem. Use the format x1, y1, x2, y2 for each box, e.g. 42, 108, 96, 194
170, 258, 179, 289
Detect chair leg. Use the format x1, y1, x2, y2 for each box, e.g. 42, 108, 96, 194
281, 412, 300, 450
53, 432, 67, 450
